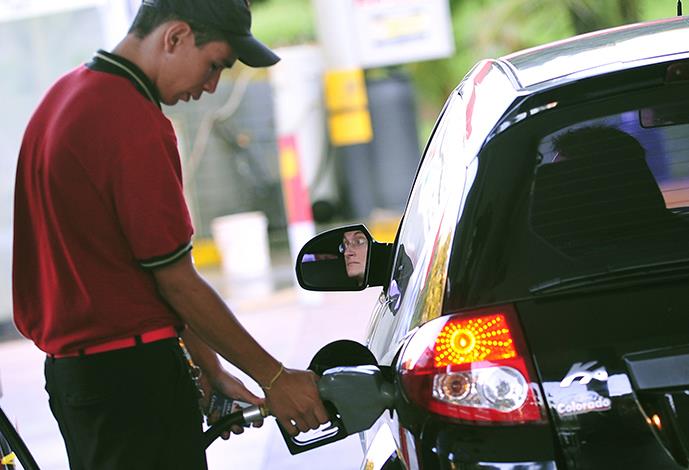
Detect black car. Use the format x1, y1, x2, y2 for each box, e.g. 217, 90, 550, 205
296, 17, 689, 470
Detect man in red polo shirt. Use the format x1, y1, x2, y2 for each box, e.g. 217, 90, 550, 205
12, 0, 328, 468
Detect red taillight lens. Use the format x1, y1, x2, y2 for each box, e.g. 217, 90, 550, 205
399, 305, 546, 424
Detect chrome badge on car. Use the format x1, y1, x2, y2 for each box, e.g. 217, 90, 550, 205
556, 391, 612, 416
552, 361, 612, 417
560, 361, 609, 388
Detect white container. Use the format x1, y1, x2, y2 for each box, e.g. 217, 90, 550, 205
211, 211, 271, 282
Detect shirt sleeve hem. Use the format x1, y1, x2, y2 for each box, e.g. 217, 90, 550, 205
138, 242, 192, 270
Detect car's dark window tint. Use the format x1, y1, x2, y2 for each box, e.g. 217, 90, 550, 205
533, 110, 689, 265
445, 83, 689, 311
539, 111, 689, 205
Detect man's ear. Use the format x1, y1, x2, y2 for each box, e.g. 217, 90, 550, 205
163, 20, 194, 53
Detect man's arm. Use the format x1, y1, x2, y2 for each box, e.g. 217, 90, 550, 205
152, 253, 328, 435
181, 327, 262, 439
180, 327, 261, 405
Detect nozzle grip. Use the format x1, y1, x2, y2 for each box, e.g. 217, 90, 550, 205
279, 365, 395, 455
278, 402, 349, 455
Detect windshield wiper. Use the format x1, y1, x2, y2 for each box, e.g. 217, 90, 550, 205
530, 257, 689, 295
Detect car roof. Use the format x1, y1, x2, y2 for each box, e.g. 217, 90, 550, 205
500, 16, 689, 89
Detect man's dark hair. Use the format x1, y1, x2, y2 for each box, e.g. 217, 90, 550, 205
128, 4, 227, 46
552, 125, 645, 162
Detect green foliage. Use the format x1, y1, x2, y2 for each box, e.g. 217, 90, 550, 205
407, 0, 572, 110
251, 0, 682, 135
250, 0, 316, 47
407, 0, 673, 127
642, 1, 678, 20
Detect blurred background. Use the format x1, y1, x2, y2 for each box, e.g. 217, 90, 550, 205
0, 0, 674, 327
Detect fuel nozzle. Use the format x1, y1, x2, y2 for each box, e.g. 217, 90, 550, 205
203, 366, 394, 453
279, 365, 396, 455
203, 339, 395, 454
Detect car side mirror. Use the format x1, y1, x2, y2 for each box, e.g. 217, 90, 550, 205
295, 224, 393, 291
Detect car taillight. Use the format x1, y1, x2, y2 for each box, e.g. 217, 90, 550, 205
399, 304, 546, 424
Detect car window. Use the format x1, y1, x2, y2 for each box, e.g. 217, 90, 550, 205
375, 64, 519, 352
533, 109, 689, 266
373, 86, 476, 360
364, 91, 465, 361
382, 91, 469, 336
444, 80, 689, 310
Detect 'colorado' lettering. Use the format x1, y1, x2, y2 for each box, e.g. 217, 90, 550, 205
556, 397, 612, 416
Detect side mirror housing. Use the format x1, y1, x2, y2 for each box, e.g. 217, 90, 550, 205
295, 224, 393, 291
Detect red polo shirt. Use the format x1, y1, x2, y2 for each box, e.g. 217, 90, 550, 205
13, 52, 192, 355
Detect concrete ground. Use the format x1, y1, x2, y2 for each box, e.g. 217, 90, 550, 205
0, 267, 382, 469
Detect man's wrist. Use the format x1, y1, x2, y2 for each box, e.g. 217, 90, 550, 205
260, 362, 284, 391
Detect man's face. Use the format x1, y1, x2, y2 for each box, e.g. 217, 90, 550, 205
158, 32, 236, 106
342, 230, 369, 282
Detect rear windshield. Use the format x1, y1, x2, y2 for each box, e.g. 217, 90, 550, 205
532, 110, 689, 266
445, 79, 689, 309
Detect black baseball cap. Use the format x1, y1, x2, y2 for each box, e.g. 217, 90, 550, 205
142, 0, 280, 67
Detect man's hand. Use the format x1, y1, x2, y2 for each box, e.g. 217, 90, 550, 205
213, 370, 264, 408
264, 367, 329, 436
202, 370, 264, 439
154, 257, 327, 437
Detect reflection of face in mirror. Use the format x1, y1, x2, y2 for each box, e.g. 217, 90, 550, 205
339, 230, 369, 285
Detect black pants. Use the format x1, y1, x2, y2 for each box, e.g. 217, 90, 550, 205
44, 338, 207, 470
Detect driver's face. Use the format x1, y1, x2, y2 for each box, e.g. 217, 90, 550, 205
342, 230, 368, 281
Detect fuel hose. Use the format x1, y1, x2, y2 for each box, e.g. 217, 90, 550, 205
202, 404, 269, 449
0, 406, 39, 470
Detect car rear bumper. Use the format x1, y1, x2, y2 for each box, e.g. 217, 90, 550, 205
416, 420, 559, 469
